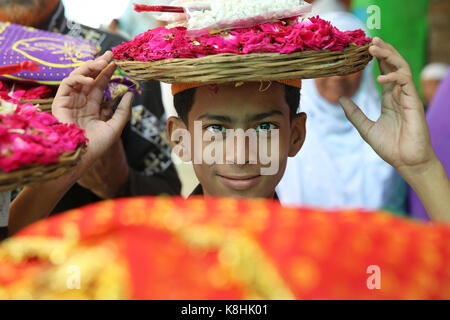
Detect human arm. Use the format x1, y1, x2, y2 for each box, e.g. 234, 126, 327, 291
339, 37, 450, 223
8, 52, 134, 234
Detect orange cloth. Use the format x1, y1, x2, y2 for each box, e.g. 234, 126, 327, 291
171, 79, 302, 95
2, 196, 450, 300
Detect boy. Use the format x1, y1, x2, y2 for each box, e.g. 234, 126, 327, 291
167, 81, 306, 198
8, 37, 450, 234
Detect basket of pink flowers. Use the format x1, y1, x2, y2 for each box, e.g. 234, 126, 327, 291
0, 99, 87, 192
114, 15, 373, 84
0, 78, 55, 113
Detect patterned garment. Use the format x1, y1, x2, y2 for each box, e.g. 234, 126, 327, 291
0, 22, 98, 85
0, 21, 140, 103
130, 105, 173, 176
1, 196, 449, 300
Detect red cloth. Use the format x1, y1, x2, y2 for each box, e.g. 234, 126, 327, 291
1, 197, 449, 299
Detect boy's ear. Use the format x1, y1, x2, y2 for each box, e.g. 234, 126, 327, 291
288, 112, 307, 157
167, 116, 191, 162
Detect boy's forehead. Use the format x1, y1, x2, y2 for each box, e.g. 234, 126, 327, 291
190, 83, 290, 120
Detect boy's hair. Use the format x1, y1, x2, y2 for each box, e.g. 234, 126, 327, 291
174, 85, 300, 124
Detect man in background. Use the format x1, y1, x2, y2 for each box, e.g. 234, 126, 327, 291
421, 63, 449, 107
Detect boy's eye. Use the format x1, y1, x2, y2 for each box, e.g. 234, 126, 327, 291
256, 123, 277, 132
206, 124, 226, 134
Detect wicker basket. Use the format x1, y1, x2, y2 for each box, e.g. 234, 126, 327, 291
0, 147, 84, 192
21, 98, 54, 112
115, 43, 372, 84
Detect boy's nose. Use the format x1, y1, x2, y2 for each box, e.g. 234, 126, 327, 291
225, 135, 258, 165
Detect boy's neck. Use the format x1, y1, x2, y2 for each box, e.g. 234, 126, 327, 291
191, 185, 278, 200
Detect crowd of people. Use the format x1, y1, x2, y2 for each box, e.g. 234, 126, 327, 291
1, 0, 449, 240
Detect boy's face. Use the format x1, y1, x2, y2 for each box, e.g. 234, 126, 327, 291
168, 83, 306, 199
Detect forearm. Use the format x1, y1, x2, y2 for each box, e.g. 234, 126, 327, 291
81, 164, 129, 200
8, 167, 82, 235
77, 140, 130, 200
399, 158, 450, 223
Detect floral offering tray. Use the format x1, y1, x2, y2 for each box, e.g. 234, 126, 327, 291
0, 101, 87, 192
113, 17, 372, 84
115, 43, 372, 84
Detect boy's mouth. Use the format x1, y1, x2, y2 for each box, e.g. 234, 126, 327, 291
217, 174, 262, 191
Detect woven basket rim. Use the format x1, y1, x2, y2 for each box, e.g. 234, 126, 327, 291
115, 43, 371, 65
21, 98, 54, 112
21, 98, 54, 103
0, 147, 84, 192
115, 43, 373, 84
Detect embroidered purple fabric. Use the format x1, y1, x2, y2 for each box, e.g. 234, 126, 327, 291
0, 22, 141, 101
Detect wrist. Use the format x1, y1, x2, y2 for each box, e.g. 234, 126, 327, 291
399, 156, 446, 193
399, 157, 450, 223
89, 165, 130, 199
111, 164, 130, 198
396, 153, 440, 183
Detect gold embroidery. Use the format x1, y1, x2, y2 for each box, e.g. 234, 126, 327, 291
0, 237, 128, 300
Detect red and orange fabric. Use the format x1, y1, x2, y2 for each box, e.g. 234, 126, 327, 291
0, 196, 449, 300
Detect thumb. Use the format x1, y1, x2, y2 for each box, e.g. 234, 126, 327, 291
107, 92, 134, 139
338, 96, 374, 142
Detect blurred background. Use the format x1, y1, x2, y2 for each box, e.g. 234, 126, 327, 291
62, 0, 129, 28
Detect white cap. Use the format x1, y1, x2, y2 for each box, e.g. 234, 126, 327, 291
421, 63, 449, 80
